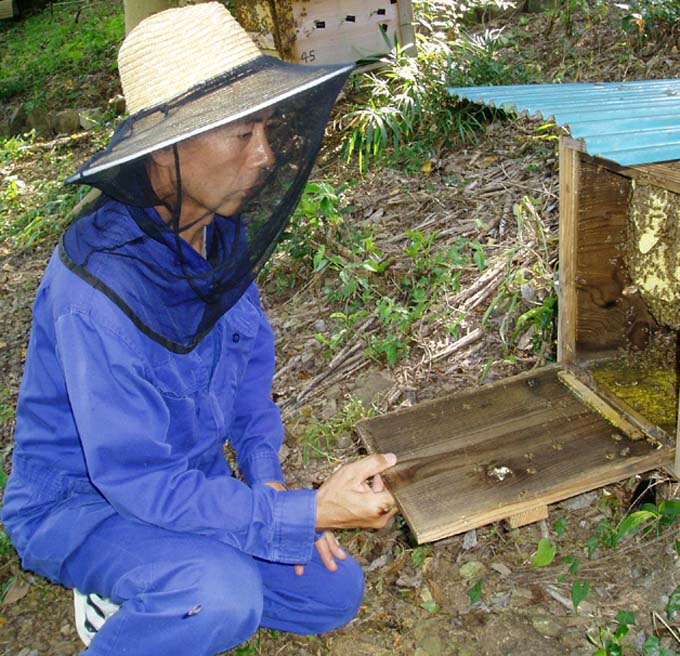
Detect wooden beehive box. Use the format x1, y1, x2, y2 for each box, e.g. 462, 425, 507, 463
233, 0, 415, 66
356, 136, 679, 544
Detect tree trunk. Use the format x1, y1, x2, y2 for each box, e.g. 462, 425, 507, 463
123, 0, 177, 34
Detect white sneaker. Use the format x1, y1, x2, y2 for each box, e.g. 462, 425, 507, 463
73, 589, 121, 646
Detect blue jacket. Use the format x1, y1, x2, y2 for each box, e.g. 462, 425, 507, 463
2, 202, 317, 583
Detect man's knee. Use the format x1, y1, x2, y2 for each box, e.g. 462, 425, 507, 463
194, 546, 263, 639
318, 556, 365, 632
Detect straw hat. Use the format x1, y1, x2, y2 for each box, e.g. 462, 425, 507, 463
66, 2, 352, 182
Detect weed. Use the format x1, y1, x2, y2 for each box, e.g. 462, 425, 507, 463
300, 399, 369, 464
338, 0, 523, 172
482, 195, 557, 360
0, 3, 124, 109
587, 611, 636, 655
620, 0, 680, 47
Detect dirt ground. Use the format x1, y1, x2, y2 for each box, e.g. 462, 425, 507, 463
1, 6, 680, 656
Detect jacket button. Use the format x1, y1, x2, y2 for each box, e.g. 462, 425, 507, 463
232, 333, 240, 343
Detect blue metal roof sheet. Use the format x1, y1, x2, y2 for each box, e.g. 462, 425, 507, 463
448, 79, 680, 166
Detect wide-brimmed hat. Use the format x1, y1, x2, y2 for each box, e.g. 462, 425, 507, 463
65, 2, 353, 183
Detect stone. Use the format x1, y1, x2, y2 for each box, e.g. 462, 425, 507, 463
531, 615, 563, 638
26, 107, 52, 137
9, 104, 26, 135
459, 560, 485, 581
349, 370, 395, 407
336, 433, 353, 449
490, 561, 512, 577
559, 491, 598, 511
313, 319, 326, 332
52, 109, 81, 135
79, 108, 105, 130
462, 529, 478, 550
108, 94, 126, 115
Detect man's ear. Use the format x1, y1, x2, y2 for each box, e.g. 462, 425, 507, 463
149, 146, 175, 167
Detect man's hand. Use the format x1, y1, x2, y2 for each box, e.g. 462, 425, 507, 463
316, 453, 397, 530
294, 530, 346, 576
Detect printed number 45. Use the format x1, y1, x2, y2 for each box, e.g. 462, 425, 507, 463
300, 50, 316, 63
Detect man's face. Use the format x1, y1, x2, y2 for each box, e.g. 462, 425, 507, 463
172, 112, 276, 221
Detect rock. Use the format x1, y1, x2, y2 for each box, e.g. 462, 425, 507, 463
531, 615, 563, 638
459, 560, 485, 581
52, 109, 81, 135
335, 433, 353, 449
8, 104, 26, 135
560, 490, 598, 511
320, 397, 337, 419
349, 370, 395, 407
367, 554, 389, 571
27, 107, 52, 137
462, 529, 478, 550
79, 108, 105, 130
313, 319, 326, 332
108, 94, 126, 115
490, 561, 512, 577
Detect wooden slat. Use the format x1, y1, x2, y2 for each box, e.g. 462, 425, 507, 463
356, 365, 672, 543
507, 505, 548, 529
557, 137, 579, 363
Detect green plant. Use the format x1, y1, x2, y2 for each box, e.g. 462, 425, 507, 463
0, 3, 123, 108
339, 0, 522, 172
588, 611, 637, 656
620, 0, 680, 46
300, 399, 369, 464
482, 196, 558, 360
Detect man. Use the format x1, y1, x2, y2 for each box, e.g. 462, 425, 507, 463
1, 4, 397, 654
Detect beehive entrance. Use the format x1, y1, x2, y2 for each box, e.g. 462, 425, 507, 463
356, 137, 679, 544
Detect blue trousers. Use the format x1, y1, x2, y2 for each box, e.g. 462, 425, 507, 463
60, 515, 365, 655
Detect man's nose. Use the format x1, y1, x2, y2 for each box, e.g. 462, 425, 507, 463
247, 122, 275, 169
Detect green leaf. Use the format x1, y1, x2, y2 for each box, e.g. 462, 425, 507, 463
421, 599, 439, 614
553, 516, 568, 537
659, 500, 680, 519
532, 538, 556, 567
617, 510, 658, 539
666, 585, 680, 619
614, 610, 636, 627
467, 580, 482, 604
571, 580, 590, 610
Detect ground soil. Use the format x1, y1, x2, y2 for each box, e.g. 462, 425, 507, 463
1, 6, 680, 656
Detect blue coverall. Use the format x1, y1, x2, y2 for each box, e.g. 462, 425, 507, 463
1, 201, 364, 655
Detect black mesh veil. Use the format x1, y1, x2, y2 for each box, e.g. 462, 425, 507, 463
60, 67, 350, 353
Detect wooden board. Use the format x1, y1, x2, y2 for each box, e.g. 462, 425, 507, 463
356, 365, 673, 543
0, 0, 16, 20
558, 138, 661, 360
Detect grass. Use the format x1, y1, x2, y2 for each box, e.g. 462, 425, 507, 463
0, 1, 124, 111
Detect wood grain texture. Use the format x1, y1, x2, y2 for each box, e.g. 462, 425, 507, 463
507, 505, 548, 529
356, 366, 672, 543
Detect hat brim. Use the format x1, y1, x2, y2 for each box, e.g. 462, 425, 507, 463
66, 56, 353, 183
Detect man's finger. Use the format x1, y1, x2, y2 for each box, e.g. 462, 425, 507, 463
372, 473, 385, 492
326, 531, 346, 561
345, 453, 397, 484
315, 534, 338, 572
294, 564, 304, 576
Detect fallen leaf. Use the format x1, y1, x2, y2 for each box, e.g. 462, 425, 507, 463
2, 578, 30, 606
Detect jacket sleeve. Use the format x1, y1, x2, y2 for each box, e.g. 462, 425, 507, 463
55, 308, 317, 565
228, 294, 287, 487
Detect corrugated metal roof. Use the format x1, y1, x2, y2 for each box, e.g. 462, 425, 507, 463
448, 79, 680, 166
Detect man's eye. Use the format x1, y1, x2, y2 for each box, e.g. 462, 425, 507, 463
237, 131, 253, 140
